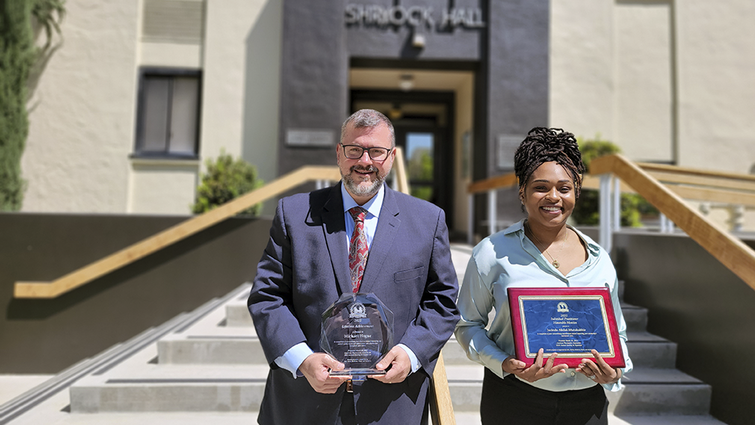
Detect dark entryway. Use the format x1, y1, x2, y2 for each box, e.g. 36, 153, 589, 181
351, 89, 455, 225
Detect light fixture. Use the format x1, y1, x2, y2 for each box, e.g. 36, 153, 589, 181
399, 74, 414, 91
412, 32, 426, 49
388, 104, 402, 120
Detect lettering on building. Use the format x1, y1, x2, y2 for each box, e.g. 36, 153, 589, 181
345, 4, 485, 30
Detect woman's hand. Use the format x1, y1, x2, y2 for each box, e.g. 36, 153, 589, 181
502, 349, 567, 383
576, 349, 622, 385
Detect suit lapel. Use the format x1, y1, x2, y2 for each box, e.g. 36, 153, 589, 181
320, 183, 353, 296
360, 186, 401, 293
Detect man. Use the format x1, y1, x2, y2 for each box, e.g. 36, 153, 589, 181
248, 109, 459, 424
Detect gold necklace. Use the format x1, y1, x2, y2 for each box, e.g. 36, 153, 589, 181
525, 221, 561, 269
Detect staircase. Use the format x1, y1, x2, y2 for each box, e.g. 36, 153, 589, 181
0, 245, 727, 425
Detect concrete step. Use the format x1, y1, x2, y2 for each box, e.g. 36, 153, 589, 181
446, 364, 484, 412
622, 303, 649, 333
158, 334, 265, 365
611, 369, 712, 416
626, 331, 677, 369
444, 364, 711, 417
70, 364, 268, 413
225, 302, 253, 327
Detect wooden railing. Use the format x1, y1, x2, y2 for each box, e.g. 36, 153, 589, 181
583, 163, 755, 207
13, 165, 341, 298
591, 154, 755, 292
12, 147, 456, 425
465, 155, 755, 292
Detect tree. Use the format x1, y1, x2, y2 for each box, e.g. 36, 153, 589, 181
0, 0, 64, 211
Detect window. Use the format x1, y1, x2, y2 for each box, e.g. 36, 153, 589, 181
134, 68, 201, 157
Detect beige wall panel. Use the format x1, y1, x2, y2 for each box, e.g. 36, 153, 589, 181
21, 0, 140, 213
201, 0, 281, 192
453, 76, 474, 234
614, 1, 673, 163
676, 0, 755, 173
140, 42, 202, 68
129, 160, 199, 214
549, 0, 614, 140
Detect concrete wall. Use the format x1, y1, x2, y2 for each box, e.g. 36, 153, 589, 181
0, 213, 271, 374
613, 231, 755, 425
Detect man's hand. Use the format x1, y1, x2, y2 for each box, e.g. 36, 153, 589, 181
299, 353, 350, 394
502, 349, 567, 383
369, 346, 411, 384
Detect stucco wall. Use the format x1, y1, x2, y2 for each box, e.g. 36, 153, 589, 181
550, 0, 674, 162
21, 0, 283, 215
676, 0, 755, 174
128, 0, 282, 215
614, 1, 673, 163
22, 1, 140, 213
239, 0, 282, 208
550, 0, 614, 139
551, 0, 755, 175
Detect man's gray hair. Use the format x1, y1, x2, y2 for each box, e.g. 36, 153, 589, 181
340, 109, 395, 148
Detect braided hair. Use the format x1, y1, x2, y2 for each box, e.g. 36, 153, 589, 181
514, 127, 586, 199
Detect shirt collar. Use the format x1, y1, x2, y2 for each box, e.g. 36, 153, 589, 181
508, 219, 601, 258
341, 183, 384, 218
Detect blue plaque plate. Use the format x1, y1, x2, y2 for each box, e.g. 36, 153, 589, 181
507, 288, 625, 368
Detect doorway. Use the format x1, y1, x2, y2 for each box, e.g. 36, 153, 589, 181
351, 90, 455, 224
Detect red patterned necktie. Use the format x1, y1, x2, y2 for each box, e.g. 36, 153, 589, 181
348, 207, 369, 293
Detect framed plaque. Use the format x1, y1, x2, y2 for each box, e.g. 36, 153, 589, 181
507, 287, 625, 368
320, 293, 394, 378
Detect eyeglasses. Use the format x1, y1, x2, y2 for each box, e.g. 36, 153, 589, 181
340, 144, 393, 161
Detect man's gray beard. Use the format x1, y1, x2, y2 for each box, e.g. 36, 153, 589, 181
343, 171, 385, 198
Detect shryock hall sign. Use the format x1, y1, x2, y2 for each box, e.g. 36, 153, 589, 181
345, 3, 486, 30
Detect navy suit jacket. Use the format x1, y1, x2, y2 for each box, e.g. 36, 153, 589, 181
248, 183, 459, 425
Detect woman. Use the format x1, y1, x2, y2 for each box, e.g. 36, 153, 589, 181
455, 127, 632, 425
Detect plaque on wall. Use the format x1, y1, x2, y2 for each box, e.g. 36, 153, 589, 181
496, 134, 521, 170
286, 129, 335, 147
320, 293, 394, 378
507, 287, 625, 368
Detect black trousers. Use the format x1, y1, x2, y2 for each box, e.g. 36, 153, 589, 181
480, 369, 608, 425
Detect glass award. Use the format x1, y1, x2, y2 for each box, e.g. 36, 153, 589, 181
320, 292, 394, 378
507, 287, 625, 368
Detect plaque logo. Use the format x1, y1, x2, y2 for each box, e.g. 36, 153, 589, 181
557, 302, 569, 313
349, 302, 367, 319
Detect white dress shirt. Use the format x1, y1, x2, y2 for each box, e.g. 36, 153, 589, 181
274, 184, 420, 378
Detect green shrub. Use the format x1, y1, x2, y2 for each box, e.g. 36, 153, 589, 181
572, 137, 657, 227
191, 152, 263, 216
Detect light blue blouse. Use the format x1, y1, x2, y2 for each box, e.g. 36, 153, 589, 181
454, 220, 632, 392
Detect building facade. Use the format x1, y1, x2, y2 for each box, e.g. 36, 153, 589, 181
20, 0, 755, 234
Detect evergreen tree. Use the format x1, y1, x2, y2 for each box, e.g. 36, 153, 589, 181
0, 1, 34, 211
0, 0, 64, 211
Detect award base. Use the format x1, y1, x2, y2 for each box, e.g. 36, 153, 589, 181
330, 368, 386, 381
